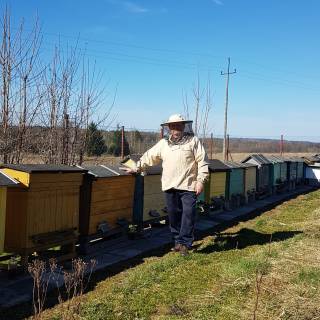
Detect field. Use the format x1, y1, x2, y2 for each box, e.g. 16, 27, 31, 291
35, 189, 320, 320
18, 152, 316, 166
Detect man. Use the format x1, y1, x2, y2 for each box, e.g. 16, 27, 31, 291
124, 114, 209, 256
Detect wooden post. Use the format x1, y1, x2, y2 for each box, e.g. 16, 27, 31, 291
160, 127, 164, 140
226, 134, 230, 161
210, 133, 213, 160
280, 134, 284, 156
121, 126, 125, 158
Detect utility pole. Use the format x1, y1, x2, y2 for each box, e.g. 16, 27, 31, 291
221, 57, 236, 161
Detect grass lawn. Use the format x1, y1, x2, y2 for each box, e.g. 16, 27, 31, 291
42, 189, 320, 319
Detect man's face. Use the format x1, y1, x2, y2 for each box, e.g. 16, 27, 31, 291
168, 122, 185, 140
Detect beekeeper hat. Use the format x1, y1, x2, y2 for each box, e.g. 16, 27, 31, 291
160, 114, 192, 127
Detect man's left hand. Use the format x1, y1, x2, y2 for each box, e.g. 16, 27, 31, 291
195, 181, 204, 196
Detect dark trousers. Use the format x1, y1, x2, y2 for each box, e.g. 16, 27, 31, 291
165, 189, 197, 248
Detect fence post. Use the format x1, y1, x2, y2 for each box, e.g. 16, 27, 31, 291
121, 126, 125, 158
160, 127, 164, 140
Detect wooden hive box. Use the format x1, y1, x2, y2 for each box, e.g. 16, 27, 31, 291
224, 161, 245, 197
242, 154, 272, 195
1, 164, 85, 253
0, 171, 19, 253
265, 155, 286, 193
79, 165, 134, 238
133, 165, 167, 226
240, 163, 257, 202
291, 157, 305, 183
202, 160, 230, 208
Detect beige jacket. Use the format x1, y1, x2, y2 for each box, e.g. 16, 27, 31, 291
138, 136, 209, 192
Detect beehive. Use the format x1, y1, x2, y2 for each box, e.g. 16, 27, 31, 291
79, 165, 134, 237
133, 165, 166, 225
291, 157, 305, 184
1, 164, 85, 252
241, 163, 257, 202
224, 161, 245, 197
204, 159, 230, 203
265, 155, 287, 193
242, 154, 272, 195
0, 171, 18, 253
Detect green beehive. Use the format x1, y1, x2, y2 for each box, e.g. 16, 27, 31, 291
291, 157, 305, 184
265, 155, 287, 193
224, 161, 246, 208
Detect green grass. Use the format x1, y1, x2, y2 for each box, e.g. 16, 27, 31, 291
42, 190, 320, 320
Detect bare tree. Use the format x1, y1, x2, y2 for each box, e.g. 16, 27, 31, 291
0, 9, 114, 165
183, 72, 213, 142
0, 8, 43, 163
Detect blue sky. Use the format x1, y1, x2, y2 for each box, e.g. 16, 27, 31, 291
3, 0, 320, 141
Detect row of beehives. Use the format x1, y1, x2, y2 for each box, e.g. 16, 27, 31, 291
0, 163, 167, 260
0, 154, 319, 261
199, 154, 320, 212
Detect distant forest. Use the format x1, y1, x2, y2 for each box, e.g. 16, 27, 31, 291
102, 129, 320, 155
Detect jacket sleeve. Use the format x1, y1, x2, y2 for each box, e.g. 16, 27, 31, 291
194, 137, 209, 184
138, 139, 163, 169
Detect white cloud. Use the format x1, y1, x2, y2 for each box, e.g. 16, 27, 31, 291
212, 0, 223, 5
106, 0, 149, 14
123, 1, 149, 13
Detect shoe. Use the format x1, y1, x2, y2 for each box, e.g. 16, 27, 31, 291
171, 243, 182, 252
179, 245, 189, 256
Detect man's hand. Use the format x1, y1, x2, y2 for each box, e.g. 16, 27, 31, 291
119, 166, 137, 174
195, 181, 204, 196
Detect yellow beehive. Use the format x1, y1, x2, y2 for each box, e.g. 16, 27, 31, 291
142, 166, 166, 222
204, 160, 231, 203
2, 164, 85, 252
0, 171, 19, 252
121, 156, 166, 225
79, 165, 134, 237
243, 164, 257, 199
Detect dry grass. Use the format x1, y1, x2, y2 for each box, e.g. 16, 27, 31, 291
33, 189, 320, 320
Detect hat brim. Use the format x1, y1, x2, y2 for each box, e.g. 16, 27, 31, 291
160, 120, 193, 127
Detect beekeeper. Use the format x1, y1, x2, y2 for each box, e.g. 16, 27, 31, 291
124, 114, 209, 256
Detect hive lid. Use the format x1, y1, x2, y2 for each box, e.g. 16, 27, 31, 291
242, 154, 272, 165
208, 159, 231, 172
1, 164, 87, 173
0, 170, 19, 187
289, 156, 305, 163
223, 161, 255, 169
264, 155, 285, 163
82, 165, 130, 177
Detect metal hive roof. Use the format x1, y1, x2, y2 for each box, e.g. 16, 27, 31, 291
208, 159, 231, 172
224, 161, 256, 169
0, 170, 19, 187
242, 154, 272, 165
264, 155, 285, 163
81, 165, 130, 178
1, 164, 87, 173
